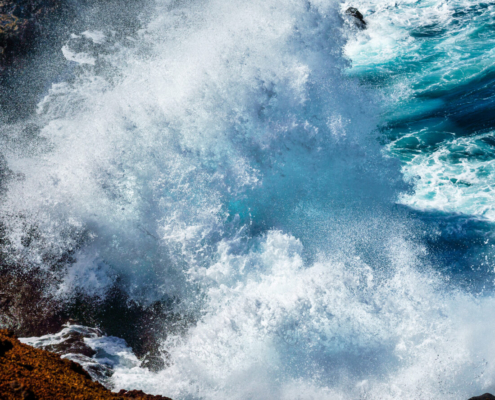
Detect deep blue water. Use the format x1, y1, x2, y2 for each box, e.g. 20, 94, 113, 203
2, 0, 495, 398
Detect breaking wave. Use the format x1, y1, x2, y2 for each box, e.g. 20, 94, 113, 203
1, 0, 495, 398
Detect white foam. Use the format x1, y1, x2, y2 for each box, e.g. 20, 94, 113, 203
396, 132, 495, 220
111, 231, 495, 399
62, 45, 96, 65
81, 30, 106, 44
0, 0, 387, 295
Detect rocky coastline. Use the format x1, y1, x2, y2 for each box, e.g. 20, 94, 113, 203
1, 324, 495, 400
0, 329, 172, 400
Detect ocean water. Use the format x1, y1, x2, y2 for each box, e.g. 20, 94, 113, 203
2, 0, 495, 398
346, 0, 495, 219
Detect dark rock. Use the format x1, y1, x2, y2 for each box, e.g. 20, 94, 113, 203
469, 395, 495, 400
345, 7, 367, 29
118, 389, 173, 400
0, 0, 60, 67
0, 338, 13, 356
141, 351, 167, 372
0, 0, 67, 70
66, 284, 187, 368
43, 330, 98, 358
0, 263, 67, 338
21, 388, 37, 400
77, 356, 114, 382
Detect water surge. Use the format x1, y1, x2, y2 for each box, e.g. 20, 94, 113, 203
1, 0, 495, 398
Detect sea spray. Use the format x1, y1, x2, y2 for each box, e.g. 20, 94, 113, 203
0, 0, 402, 298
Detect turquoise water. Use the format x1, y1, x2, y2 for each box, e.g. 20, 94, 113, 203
346, 0, 495, 219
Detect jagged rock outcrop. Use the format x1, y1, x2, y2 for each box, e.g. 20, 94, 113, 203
0, 243, 184, 374
345, 7, 367, 29
20, 323, 116, 386
0, 0, 62, 67
0, 329, 172, 400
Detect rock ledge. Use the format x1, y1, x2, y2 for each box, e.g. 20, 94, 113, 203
0, 329, 171, 400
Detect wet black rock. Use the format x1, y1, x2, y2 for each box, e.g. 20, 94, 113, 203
469, 394, 495, 400
66, 283, 189, 370
141, 351, 167, 373
345, 7, 367, 29
28, 324, 100, 358
0, 0, 61, 67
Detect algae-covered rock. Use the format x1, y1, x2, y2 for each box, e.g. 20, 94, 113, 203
0, 329, 173, 400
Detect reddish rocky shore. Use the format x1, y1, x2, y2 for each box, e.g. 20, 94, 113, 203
0, 329, 171, 400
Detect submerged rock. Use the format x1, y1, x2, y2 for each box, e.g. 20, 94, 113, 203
0, 329, 172, 400
345, 7, 367, 29
141, 352, 167, 373
469, 395, 495, 400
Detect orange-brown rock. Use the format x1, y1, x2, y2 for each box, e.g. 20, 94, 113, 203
0, 329, 172, 400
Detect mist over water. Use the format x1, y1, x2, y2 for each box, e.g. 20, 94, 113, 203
2, 0, 495, 398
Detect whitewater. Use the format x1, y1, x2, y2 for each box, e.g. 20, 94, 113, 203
2, 0, 495, 398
